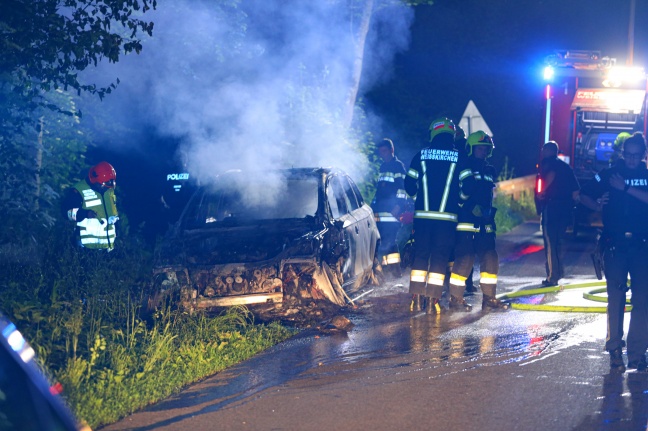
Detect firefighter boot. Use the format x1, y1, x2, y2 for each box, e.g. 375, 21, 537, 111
426, 297, 442, 314
464, 270, 477, 296
482, 295, 510, 311
609, 348, 626, 372
449, 295, 472, 312
410, 294, 421, 312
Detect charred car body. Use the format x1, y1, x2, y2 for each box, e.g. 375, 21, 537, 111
150, 168, 381, 314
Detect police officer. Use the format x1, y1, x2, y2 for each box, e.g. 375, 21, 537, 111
371, 138, 409, 277
405, 117, 471, 313
581, 133, 648, 371
535, 141, 580, 286
63, 162, 119, 251
448, 131, 509, 311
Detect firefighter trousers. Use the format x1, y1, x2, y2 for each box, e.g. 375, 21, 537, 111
409, 219, 456, 298
377, 221, 401, 268
449, 230, 499, 298
603, 238, 648, 363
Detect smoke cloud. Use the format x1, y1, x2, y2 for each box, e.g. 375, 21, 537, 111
83, 0, 413, 193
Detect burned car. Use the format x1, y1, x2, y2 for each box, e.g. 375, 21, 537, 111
150, 168, 382, 315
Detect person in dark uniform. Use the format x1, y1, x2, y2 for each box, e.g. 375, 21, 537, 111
580, 133, 648, 372
535, 141, 580, 286
449, 131, 509, 311
405, 117, 471, 313
371, 138, 409, 277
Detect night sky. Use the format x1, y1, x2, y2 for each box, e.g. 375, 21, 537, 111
366, 0, 648, 177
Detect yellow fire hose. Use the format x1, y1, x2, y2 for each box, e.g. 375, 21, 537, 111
496, 280, 633, 313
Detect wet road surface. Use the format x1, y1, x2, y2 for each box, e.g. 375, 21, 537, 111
102, 223, 648, 431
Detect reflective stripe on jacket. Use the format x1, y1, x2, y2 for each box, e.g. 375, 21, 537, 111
405, 145, 468, 222
73, 181, 118, 250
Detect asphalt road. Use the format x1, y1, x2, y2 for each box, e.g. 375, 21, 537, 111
102, 222, 648, 431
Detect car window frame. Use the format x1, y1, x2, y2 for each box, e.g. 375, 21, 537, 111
326, 174, 352, 219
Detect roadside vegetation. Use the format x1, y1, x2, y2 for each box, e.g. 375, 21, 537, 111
494, 157, 538, 233
494, 189, 538, 233
0, 226, 295, 428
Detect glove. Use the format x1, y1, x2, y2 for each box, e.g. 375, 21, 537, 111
472, 205, 483, 218
399, 212, 414, 224
108, 216, 120, 225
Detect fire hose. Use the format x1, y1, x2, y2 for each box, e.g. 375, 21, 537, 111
496, 280, 632, 313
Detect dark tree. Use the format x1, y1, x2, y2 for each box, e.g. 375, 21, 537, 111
0, 0, 156, 247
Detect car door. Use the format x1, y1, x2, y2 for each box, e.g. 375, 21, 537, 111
339, 174, 376, 274
326, 174, 362, 284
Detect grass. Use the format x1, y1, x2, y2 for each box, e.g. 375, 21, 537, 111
494, 189, 538, 233
0, 226, 295, 429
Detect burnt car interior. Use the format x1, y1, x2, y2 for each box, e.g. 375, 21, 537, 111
150, 168, 380, 314
183, 173, 320, 228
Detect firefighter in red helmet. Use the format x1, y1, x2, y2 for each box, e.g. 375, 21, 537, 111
63, 161, 119, 251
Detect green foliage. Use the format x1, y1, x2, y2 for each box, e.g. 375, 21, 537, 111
0, 226, 294, 429
349, 101, 382, 203
0, 0, 156, 246
497, 156, 515, 181
59, 309, 293, 428
1, 0, 156, 115
494, 189, 537, 233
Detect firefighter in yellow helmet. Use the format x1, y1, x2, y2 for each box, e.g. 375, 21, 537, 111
63, 161, 119, 251
448, 131, 509, 310
609, 132, 632, 168
405, 118, 471, 313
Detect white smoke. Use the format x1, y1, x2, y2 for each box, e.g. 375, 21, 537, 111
82, 0, 413, 195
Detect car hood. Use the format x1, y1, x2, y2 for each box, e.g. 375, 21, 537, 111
158, 217, 324, 266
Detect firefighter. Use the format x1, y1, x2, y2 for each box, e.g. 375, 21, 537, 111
452, 125, 476, 295
448, 131, 509, 311
535, 141, 580, 286
405, 117, 470, 313
371, 138, 409, 277
63, 161, 119, 251
580, 133, 648, 372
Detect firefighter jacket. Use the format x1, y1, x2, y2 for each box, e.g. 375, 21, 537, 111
405, 144, 470, 223
581, 164, 648, 237
457, 157, 496, 233
371, 156, 408, 223
64, 179, 119, 250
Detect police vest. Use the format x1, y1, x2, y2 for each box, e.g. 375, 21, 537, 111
73, 181, 118, 250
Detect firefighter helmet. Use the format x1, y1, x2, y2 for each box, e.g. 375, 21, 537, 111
614, 132, 631, 149
466, 131, 494, 157
88, 161, 116, 187
429, 117, 456, 142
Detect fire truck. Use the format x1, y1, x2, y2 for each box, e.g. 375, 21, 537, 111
539, 50, 648, 230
